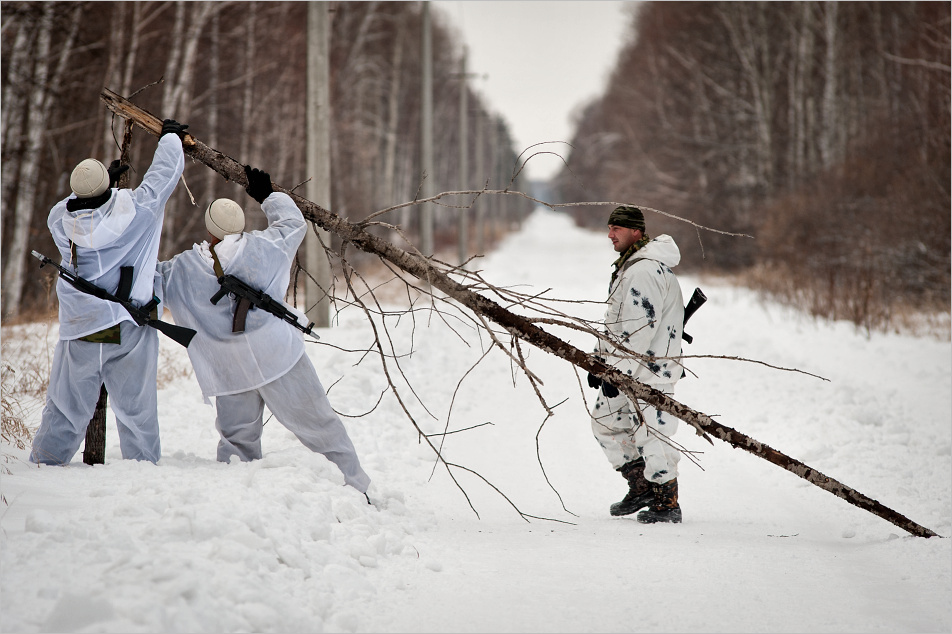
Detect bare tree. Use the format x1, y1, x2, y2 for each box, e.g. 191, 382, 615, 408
558, 2, 950, 328
2, 2, 83, 319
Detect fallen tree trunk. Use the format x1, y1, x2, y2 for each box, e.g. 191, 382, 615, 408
100, 88, 939, 538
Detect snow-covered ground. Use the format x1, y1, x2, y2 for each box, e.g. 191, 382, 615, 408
2, 207, 950, 633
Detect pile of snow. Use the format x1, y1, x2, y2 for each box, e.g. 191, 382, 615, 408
2, 207, 949, 633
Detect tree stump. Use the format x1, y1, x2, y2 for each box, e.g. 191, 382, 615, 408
82, 385, 107, 465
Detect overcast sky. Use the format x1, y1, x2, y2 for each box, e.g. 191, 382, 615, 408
432, 1, 636, 182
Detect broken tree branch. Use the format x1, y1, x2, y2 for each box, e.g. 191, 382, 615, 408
100, 88, 939, 538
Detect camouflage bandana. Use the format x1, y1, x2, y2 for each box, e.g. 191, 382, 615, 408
610, 233, 651, 287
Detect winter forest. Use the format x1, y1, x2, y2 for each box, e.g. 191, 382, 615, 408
2, 2, 949, 330
1, 2, 950, 632
1, 1, 535, 322
558, 1, 950, 332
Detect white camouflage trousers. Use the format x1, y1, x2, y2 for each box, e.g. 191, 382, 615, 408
590, 387, 680, 484
31, 321, 160, 465
212, 354, 371, 493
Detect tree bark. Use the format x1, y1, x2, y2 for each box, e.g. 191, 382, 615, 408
1, 6, 51, 319
239, 1, 257, 164
820, 1, 840, 168
3, 3, 82, 319
99, 88, 939, 539
82, 385, 108, 466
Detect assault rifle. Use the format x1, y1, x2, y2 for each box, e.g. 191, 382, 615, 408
210, 274, 318, 340
682, 287, 707, 344
32, 250, 197, 348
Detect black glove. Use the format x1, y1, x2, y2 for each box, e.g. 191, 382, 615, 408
587, 373, 602, 390
244, 165, 273, 204
601, 382, 619, 399
107, 160, 129, 188
161, 119, 189, 139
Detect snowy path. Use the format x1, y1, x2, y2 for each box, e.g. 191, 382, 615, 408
2, 208, 949, 633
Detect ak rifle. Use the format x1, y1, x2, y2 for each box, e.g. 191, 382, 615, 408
32, 250, 196, 348
210, 274, 318, 340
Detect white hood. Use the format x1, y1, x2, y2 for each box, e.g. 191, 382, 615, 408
631, 234, 681, 269
60, 189, 135, 250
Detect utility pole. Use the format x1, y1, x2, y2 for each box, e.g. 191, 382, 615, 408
452, 46, 486, 265
306, 1, 332, 327
496, 120, 508, 235
475, 108, 486, 255
420, 1, 434, 257
457, 46, 469, 266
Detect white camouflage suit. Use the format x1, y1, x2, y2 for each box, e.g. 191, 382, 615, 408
590, 235, 685, 485
31, 133, 185, 465
156, 191, 370, 493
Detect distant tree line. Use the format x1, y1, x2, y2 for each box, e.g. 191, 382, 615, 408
556, 1, 950, 331
1, 1, 533, 320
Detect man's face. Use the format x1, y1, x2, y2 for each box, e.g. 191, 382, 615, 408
608, 224, 642, 253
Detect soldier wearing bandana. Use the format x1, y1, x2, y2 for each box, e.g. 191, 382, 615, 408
588, 205, 686, 523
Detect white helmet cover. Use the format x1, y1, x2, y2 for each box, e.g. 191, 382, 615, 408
205, 198, 245, 240
70, 158, 109, 198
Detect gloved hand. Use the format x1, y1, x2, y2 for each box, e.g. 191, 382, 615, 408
244, 164, 273, 204
587, 372, 602, 390
161, 119, 189, 139
601, 382, 619, 399
107, 160, 129, 188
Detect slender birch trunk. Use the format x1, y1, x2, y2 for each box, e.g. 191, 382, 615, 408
1, 22, 31, 221
820, 1, 840, 168
3, 3, 82, 318
383, 25, 405, 210
239, 1, 257, 164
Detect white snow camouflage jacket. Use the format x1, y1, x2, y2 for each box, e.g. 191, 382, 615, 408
598, 234, 685, 390
156, 192, 309, 399
48, 134, 184, 340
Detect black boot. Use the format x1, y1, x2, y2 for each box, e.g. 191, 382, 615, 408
610, 458, 654, 516
636, 478, 682, 524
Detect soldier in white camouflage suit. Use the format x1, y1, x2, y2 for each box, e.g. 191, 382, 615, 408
588, 205, 685, 523
155, 166, 370, 497
31, 119, 188, 465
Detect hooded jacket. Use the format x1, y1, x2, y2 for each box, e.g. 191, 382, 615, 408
599, 234, 684, 389
156, 192, 309, 400
47, 134, 184, 340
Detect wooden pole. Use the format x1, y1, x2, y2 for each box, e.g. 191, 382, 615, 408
305, 1, 332, 327
420, 1, 434, 257
458, 46, 469, 266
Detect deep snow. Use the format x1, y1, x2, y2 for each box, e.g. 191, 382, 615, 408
2, 207, 950, 633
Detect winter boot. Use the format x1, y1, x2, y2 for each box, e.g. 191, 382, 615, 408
636, 478, 682, 524
610, 458, 654, 516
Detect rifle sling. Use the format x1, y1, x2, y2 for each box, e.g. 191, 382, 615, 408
209, 243, 250, 333
208, 243, 225, 278
73, 247, 138, 345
